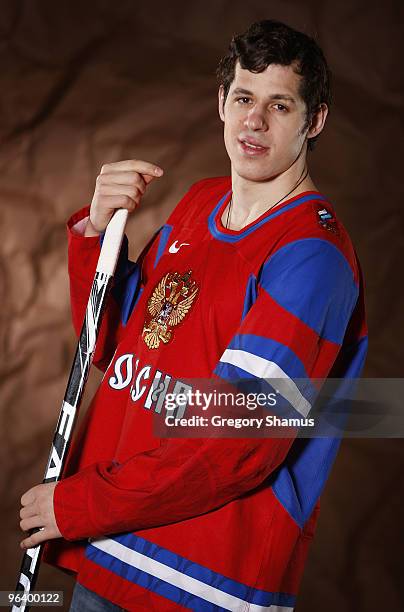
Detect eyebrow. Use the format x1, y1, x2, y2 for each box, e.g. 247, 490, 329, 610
232, 87, 296, 103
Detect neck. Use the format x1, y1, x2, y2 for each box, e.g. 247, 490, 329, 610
225, 155, 318, 230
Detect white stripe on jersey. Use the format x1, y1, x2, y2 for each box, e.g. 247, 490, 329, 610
91, 537, 294, 612
219, 349, 311, 417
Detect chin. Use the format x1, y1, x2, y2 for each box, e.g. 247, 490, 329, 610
232, 162, 274, 183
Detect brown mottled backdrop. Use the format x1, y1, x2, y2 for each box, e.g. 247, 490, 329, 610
0, 1, 403, 610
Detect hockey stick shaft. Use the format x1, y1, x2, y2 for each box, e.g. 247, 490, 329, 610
12, 209, 129, 612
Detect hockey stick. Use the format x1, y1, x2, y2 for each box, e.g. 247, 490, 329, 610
12, 208, 129, 612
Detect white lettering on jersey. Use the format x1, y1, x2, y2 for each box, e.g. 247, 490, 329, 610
106, 351, 195, 418
131, 365, 151, 402
109, 353, 134, 389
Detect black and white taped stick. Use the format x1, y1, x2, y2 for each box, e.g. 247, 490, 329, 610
12, 209, 129, 612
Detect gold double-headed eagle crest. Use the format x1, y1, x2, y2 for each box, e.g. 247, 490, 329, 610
142, 270, 199, 349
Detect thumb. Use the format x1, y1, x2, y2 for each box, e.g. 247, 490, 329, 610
143, 167, 164, 184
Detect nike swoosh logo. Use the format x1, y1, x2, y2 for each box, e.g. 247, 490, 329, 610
168, 241, 190, 253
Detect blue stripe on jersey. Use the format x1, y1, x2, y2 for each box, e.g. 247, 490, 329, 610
271, 437, 341, 529
208, 192, 325, 243
154, 224, 173, 268
87, 543, 225, 611
119, 266, 141, 326
85, 533, 296, 609
259, 238, 359, 344
108, 235, 142, 326
271, 335, 368, 528
241, 274, 258, 321
228, 334, 310, 380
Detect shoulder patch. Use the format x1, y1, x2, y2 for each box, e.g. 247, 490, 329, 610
314, 202, 339, 235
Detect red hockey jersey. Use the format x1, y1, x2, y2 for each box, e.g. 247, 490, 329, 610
44, 177, 368, 611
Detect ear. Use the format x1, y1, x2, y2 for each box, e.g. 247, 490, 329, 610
307, 103, 328, 141
218, 86, 225, 122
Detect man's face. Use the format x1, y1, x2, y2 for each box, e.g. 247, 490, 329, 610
218, 61, 310, 183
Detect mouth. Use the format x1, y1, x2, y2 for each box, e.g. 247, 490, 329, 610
238, 138, 269, 156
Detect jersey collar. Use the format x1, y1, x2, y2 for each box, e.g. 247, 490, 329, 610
208, 189, 325, 243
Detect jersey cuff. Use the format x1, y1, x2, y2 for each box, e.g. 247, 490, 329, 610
67, 206, 101, 248
54, 468, 105, 541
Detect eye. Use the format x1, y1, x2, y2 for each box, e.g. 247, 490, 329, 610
274, 103, 288, 112
235, 96, 252, 104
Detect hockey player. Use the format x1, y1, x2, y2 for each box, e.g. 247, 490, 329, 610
19, 20, 367, 611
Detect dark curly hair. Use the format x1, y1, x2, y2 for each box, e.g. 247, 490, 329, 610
216, 20, 332, 151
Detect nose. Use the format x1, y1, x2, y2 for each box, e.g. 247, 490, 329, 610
244, 105, 268, 131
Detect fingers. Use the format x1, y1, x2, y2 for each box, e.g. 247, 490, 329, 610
20, 527, 47, 550
20, 489, 36, 506
20, 520, 61, 549
89, 159, 164, 234
18, 483, 60, 549
94, 194, 139, 214
20, 504, 37, 520
96, 183, 145, 204
96, 171, 147, 194
100, 159, 163, 179
20, 515, 42, 532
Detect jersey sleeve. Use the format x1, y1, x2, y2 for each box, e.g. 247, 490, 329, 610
53, 235, 361, 540
214, 236, 360, 412
67, 206, 162, 371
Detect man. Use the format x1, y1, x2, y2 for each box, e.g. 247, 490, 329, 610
19, 20, 367, 611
